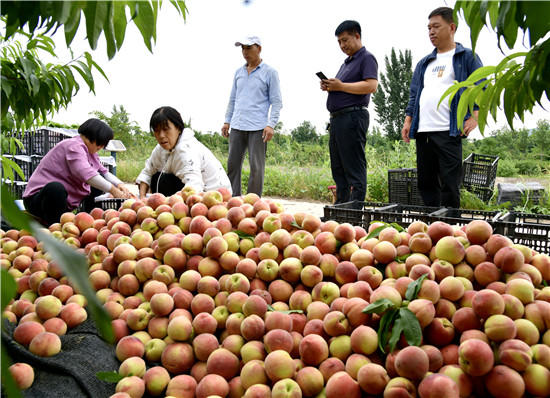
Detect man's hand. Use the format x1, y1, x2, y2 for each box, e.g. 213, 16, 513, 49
262, 126, 274, 142
461, 115, 478, 137
221, 123, 230, 138
322, 78, 343, 92
401, 116, 412, 143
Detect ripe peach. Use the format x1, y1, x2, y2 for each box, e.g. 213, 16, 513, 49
486, 365, 525, 398
458, 338, 494, 376
417, 373, 460, 398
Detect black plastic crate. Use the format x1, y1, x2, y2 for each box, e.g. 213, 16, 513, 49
96, 198, 125, 211
44, 129, 75, 153
1, 155, 33, 182
324, 201, 441, 229
462, 184, 496, 203
388, 168, 424, 206
496, 212, 550, 254
31, 155, 42, 173
427, 207, 505, 234
462, 153, 499, 197
31, 129, 48, 156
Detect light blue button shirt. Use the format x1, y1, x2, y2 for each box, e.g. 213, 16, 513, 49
224, 61, 282, 131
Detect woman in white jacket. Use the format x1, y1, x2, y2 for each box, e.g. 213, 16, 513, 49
137, 107, 232, 198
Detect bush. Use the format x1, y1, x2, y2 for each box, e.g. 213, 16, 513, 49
515, 159, 542, 175
497, 159, 518, 177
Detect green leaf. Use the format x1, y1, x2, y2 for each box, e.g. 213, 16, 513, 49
112, 1, 128, 50
1, 269, 17, 315
267, 304, 303, 314
399, 307, 423, 347
34, 228, 115, 343
388, 316, 404, 353
290, 220, 302, 229
365, 224, 387, 240
96, 371, 123, 383
405, 273, 428, 301
63, 3, 82, 46
234, 230, 255, 242
363, 298, 396, 314
131, 1, 156, 53
0, 184, 32, 231
83, 1, 108, 50
103, 2, 117, 60
378, 308, 399, 354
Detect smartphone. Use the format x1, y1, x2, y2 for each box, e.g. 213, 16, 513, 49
316, 71, 328, 80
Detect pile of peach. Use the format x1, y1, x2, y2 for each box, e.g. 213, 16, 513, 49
2, 187, 550, 398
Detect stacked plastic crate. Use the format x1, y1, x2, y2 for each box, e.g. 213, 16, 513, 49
2, 128, 77, 199
461, 153, 499, 202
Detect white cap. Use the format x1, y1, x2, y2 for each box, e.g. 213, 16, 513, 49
235, 35, 261, 47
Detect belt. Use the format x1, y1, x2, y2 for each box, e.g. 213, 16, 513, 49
330, 106, 367, 119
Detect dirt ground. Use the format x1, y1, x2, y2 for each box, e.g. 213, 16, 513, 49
123, 184, 327, 217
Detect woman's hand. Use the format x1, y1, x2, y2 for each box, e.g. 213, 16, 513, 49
117, 183, 136, 199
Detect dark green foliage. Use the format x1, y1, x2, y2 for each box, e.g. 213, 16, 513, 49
372, 48, 413, 142
290, 121, 319, 143
449, 1, 550, 134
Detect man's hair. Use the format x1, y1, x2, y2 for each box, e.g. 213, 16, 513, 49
78, 118, 113, 147
335, 20, 361, 37
429, 7, 455, 26
150, 106, 185, 134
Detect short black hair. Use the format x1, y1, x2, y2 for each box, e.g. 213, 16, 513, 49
150, 106, 185, 134
429, 7, 455, 26
335, 20, 361, 37
78, 118, 113, 147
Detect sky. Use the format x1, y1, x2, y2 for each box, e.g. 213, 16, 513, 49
46, 0, 549, 140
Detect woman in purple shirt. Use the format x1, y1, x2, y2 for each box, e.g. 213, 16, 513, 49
23, 119, 133, 225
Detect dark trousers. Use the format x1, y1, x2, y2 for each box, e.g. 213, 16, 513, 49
23, 182, 101, 226
227, 129, 266, 197
151, 172, 184, 197
329, 109, 369, 204
415, 131, 462, 208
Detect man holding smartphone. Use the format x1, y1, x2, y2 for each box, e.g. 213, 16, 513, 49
320, 20, 378, 204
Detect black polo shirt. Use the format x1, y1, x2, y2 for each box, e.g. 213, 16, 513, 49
326, 46, 378, 113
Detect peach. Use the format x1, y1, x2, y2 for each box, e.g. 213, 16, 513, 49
356, 363, 389, 395
381, 376, 416, 398
299, 333, 329, 366
325, 371, 361, 398
417, 373, 460, 398
486, 365, 525, 398
29, 331, 61, 357
498, 339, 532, 371
484, 314, 517, 342
195, 374, 229, 398
394, 345, 429, 380
458, 338, 494, 376
296, 366, 324, 397
372, 240, 397, 264
523, 363, 550, 397
240, 359, 268, 390
206, 347, 239, 380
471, 288, 505, 319
8, 362, 34, 390
264, 350, 296, 382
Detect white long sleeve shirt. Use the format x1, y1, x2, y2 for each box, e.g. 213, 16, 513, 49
136, 128, 232, 193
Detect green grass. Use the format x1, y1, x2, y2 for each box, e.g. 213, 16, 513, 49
113, 137, 550, 213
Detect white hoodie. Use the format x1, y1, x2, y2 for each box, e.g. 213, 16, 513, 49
136, 128, 232, 193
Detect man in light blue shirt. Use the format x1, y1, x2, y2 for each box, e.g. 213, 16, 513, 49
222, 35, 282, 197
